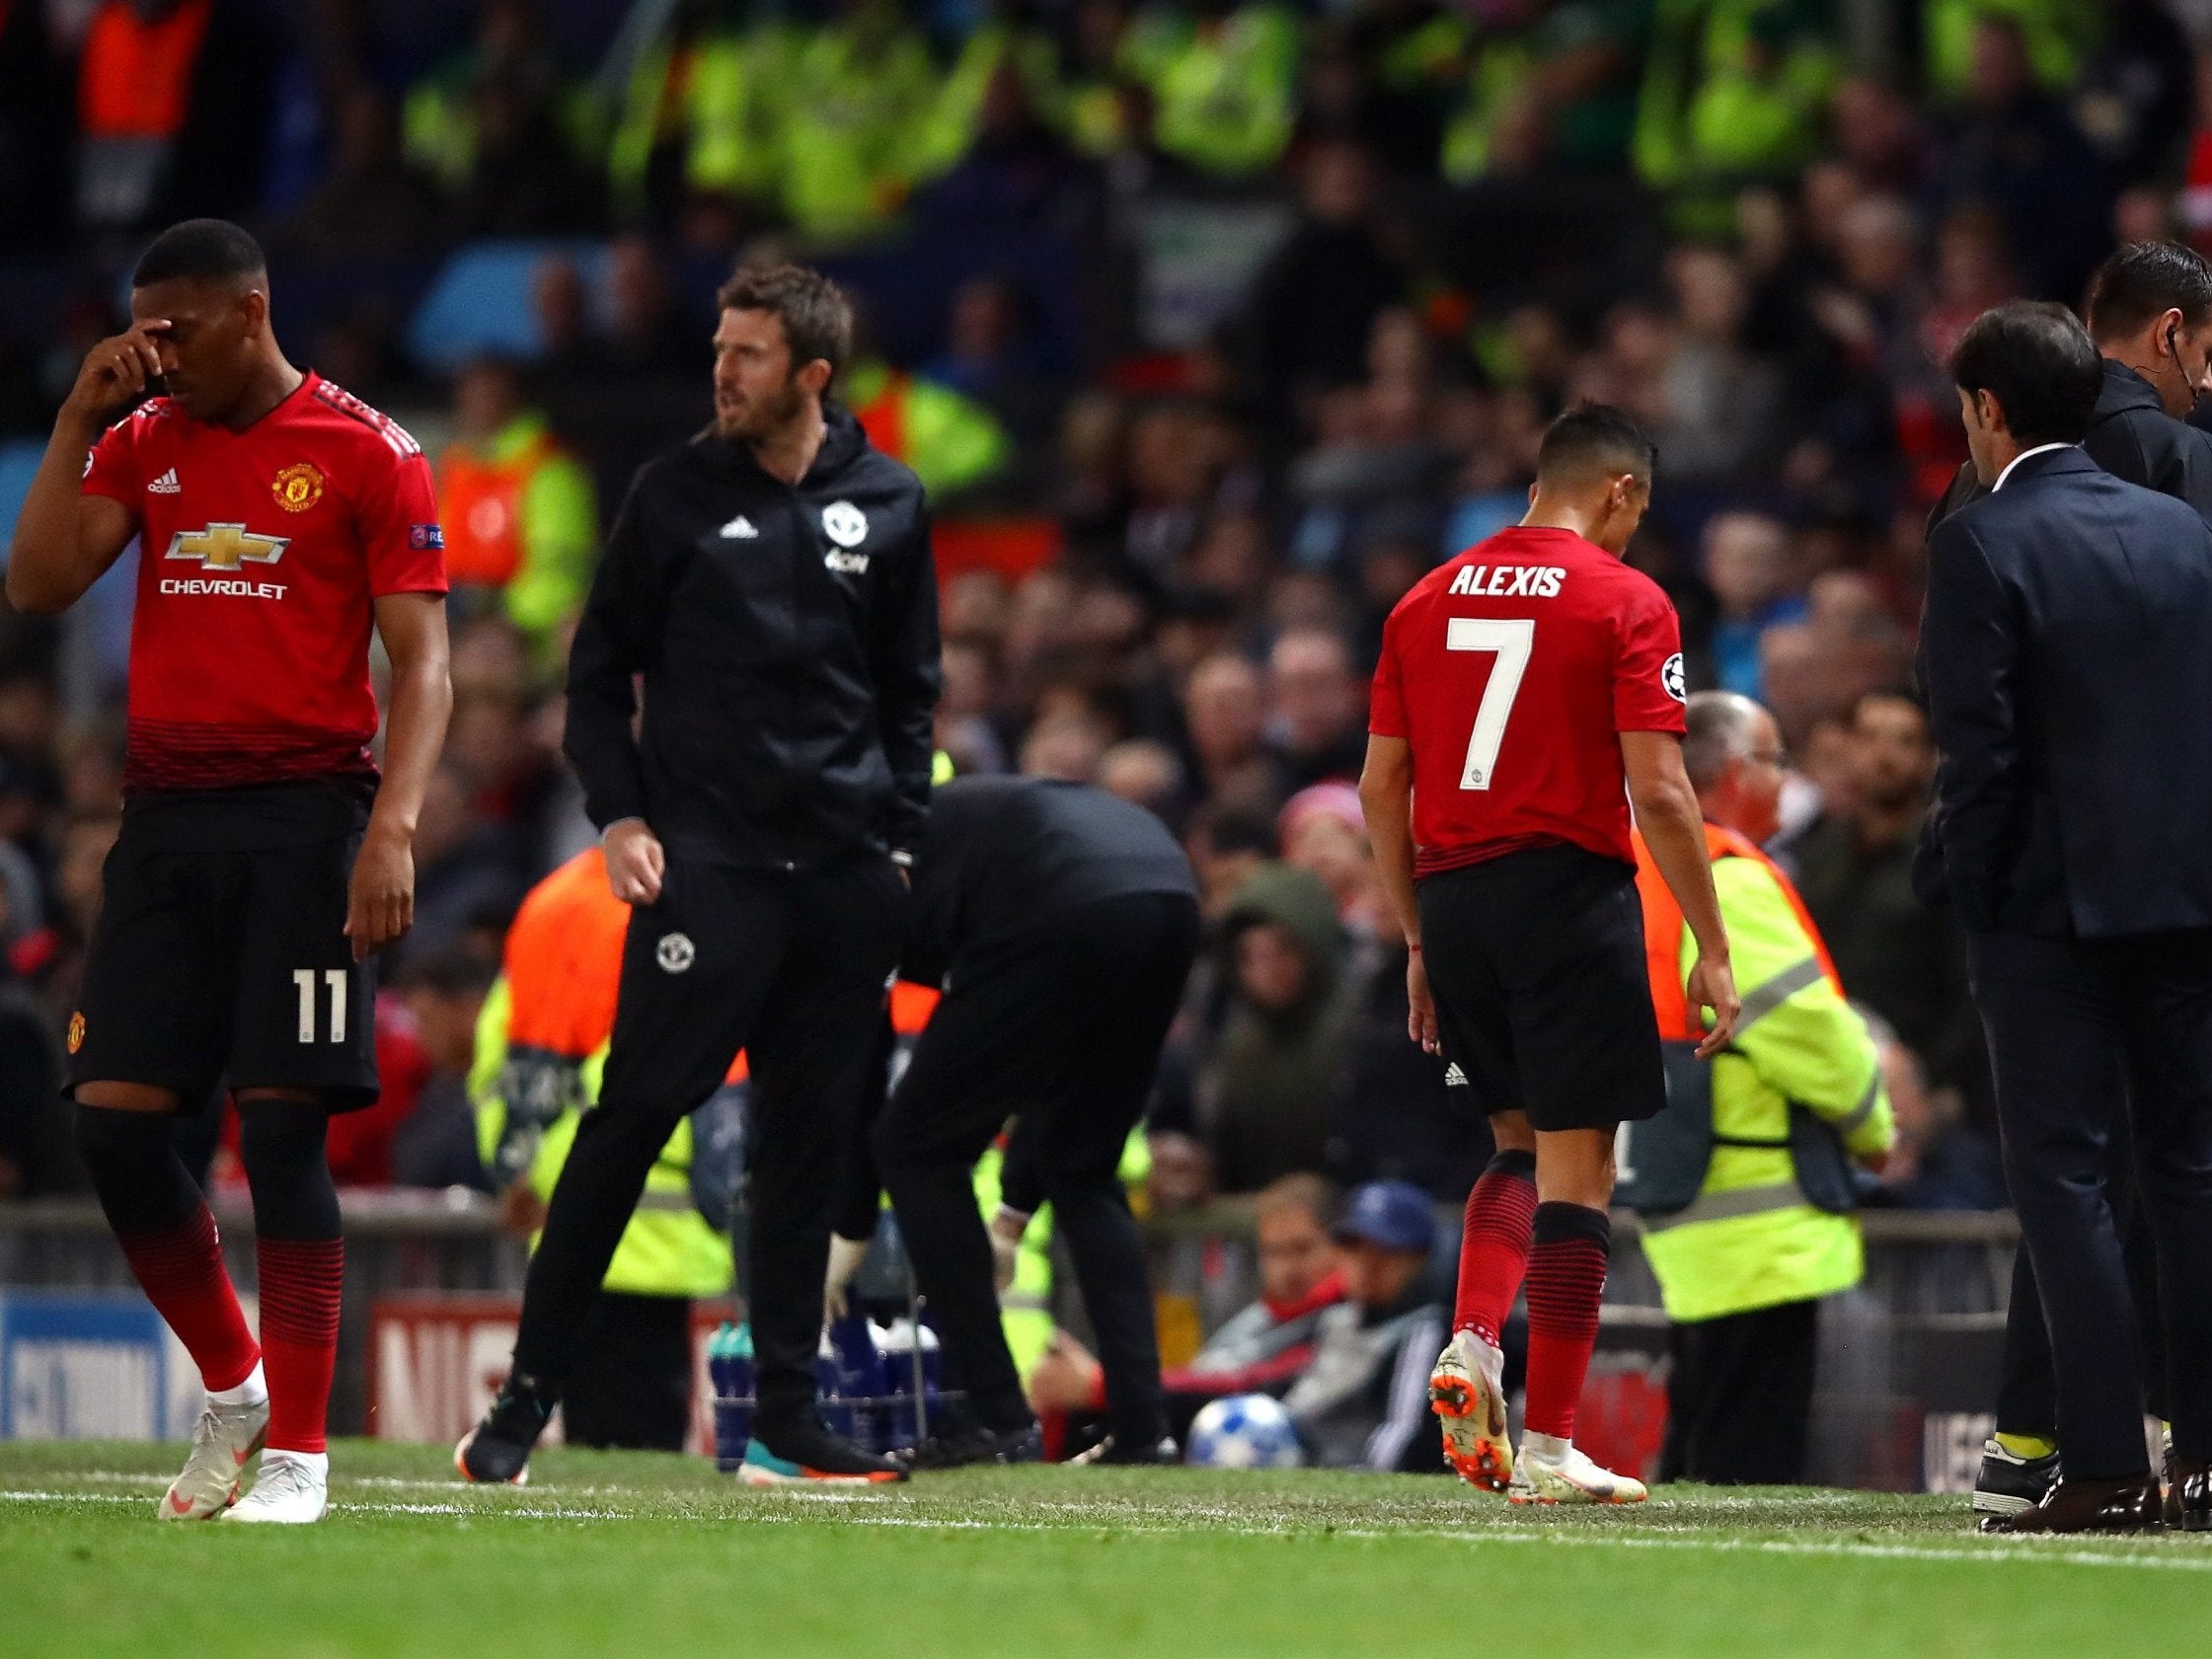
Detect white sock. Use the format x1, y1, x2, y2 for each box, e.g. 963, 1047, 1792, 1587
260, 1449, 329, 1480
210, 1361, 267, 1408
1521, 1430, 1571, 1464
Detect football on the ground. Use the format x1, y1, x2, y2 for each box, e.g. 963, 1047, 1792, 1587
1184, 1394, 1304, 1470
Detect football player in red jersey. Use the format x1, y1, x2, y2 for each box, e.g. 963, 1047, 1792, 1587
1358, 404, 1738, 1505
5, 220, 452, 1524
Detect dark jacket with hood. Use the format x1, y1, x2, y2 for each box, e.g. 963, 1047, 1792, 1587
1200, 864, 1357, 1193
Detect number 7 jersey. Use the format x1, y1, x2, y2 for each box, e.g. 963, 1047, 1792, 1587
1369, 525, 1687, 876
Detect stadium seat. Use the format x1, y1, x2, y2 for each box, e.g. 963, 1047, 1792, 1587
408, 241, 612, 372
0, 440, 43, 563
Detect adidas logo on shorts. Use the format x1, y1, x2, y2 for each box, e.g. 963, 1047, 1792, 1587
1444, 1063, 1469, 1087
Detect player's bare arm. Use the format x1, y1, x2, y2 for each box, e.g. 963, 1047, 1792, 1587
1357, 733, 1440, 1053
3, 325, 170, 615
1622, 729, 1739, 1055
347, 591, 452, 960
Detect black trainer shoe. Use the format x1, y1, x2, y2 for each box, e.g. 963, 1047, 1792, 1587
1069, 1432, 1180, 1467
903, 1418, 1044, 1471
1972, 1437, 2060, 1531
456, 1374, 554, 1485
740, 1419, 909, 1485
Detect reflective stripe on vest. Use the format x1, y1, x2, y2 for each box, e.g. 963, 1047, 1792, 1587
1634, 822, 1841, 1036
438, 430, 558, 587
1836, 1070, 1881, 1136
1735, 954, 1827, 1033
1639, 1179, 1804, 1234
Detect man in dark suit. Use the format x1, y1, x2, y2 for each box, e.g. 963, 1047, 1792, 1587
1923, 301, 2212, 1533
1930, 240, 2212, 528
1926, 242, 2212, 1523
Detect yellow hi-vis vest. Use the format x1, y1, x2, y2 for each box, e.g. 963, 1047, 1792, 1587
1630, 826, 1896, 1322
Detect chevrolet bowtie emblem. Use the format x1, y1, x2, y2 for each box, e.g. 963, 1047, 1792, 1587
165, 522, 290, 570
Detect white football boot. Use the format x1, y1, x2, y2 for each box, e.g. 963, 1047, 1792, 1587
1508, 1435, 1647, 1506
158, 1395, 269, 1520
1429, 1328, 1512, 1493
223, 1451, 329, 1524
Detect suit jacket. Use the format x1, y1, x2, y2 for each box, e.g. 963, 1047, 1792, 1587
1921, 446, 2212, 939
1926, 358, 2212, 531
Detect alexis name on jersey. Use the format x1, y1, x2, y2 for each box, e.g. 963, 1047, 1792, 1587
1448, 564, 1566, 599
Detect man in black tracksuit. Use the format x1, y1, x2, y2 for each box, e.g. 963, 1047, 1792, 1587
1923, 243, 2212, 1523
461, 264, 939, 1486
860, 776, 1200, 1468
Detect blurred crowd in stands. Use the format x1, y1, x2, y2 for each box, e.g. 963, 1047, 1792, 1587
10, 0, 2193, 1212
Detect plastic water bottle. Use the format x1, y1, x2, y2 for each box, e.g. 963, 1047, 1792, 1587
878, 1318, 943, 1451
712, 1321, 753, 1471
815, 1330, 855, 1439
828, 1313, 888, 1452
878, 1319, 918, 1453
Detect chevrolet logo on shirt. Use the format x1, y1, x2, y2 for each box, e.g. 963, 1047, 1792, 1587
166, 523, 290, 569
160, 523, 291, 599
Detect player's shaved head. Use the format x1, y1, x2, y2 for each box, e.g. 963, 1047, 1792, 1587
1534, 403, 1657, 490
1522, 402, 1656, 556
125, 219, 288, 428
131, 218, 267, 291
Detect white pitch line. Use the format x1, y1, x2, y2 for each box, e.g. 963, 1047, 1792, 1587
4, 1482, 2208, 1574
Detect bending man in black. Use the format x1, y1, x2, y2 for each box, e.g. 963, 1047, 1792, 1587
864, 775, 1201, 1467
461, 263, 940, 1486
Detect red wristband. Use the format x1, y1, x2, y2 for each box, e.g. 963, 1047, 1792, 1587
1408, 941, 1422, 953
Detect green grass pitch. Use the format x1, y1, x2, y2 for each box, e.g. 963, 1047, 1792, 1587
5, 1440, 2208, 1658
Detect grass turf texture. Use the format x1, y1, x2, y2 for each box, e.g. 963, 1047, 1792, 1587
5, 1441, 2209, 1658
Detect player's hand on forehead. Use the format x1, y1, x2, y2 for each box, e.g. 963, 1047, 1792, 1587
67, 321, 172, 414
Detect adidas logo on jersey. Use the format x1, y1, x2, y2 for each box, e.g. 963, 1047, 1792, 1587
1443, 1063, 1469, 1087
720, 515, 759, 539
148, 468, 182, 494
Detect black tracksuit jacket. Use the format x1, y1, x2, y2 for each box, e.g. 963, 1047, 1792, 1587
564, 406, 941, 867
897, 776, 1200, 991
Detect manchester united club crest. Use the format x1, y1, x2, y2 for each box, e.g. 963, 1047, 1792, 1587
67, 1012, 85, 1055
272, 462, 326, 513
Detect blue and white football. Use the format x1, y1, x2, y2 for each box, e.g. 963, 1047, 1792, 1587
1184, 1394, 1304, 1470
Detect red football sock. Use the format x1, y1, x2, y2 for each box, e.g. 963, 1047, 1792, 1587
257, 1237, 343, 1454
1522, 1201, 1611, 1443
117, 1205, 261, 1394
1454, 1150, 1539, 1346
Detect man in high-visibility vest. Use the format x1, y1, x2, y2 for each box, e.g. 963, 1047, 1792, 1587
435, 357, 597, 648
1628, 691, 1894, 1485
468, 847, 731, 1454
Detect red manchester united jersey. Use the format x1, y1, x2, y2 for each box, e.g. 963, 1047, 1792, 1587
1370, 525, 1686, 875
83, 373, 447, 792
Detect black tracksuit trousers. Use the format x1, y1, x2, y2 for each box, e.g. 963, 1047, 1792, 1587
510, 853, 903, 1431
1659, 1299, 1819, 1485
875, 892, 1199, 1441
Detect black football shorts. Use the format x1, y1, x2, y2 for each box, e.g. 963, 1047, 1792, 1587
69, 788, 379, 1111
1416, 842, 1665, 1133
